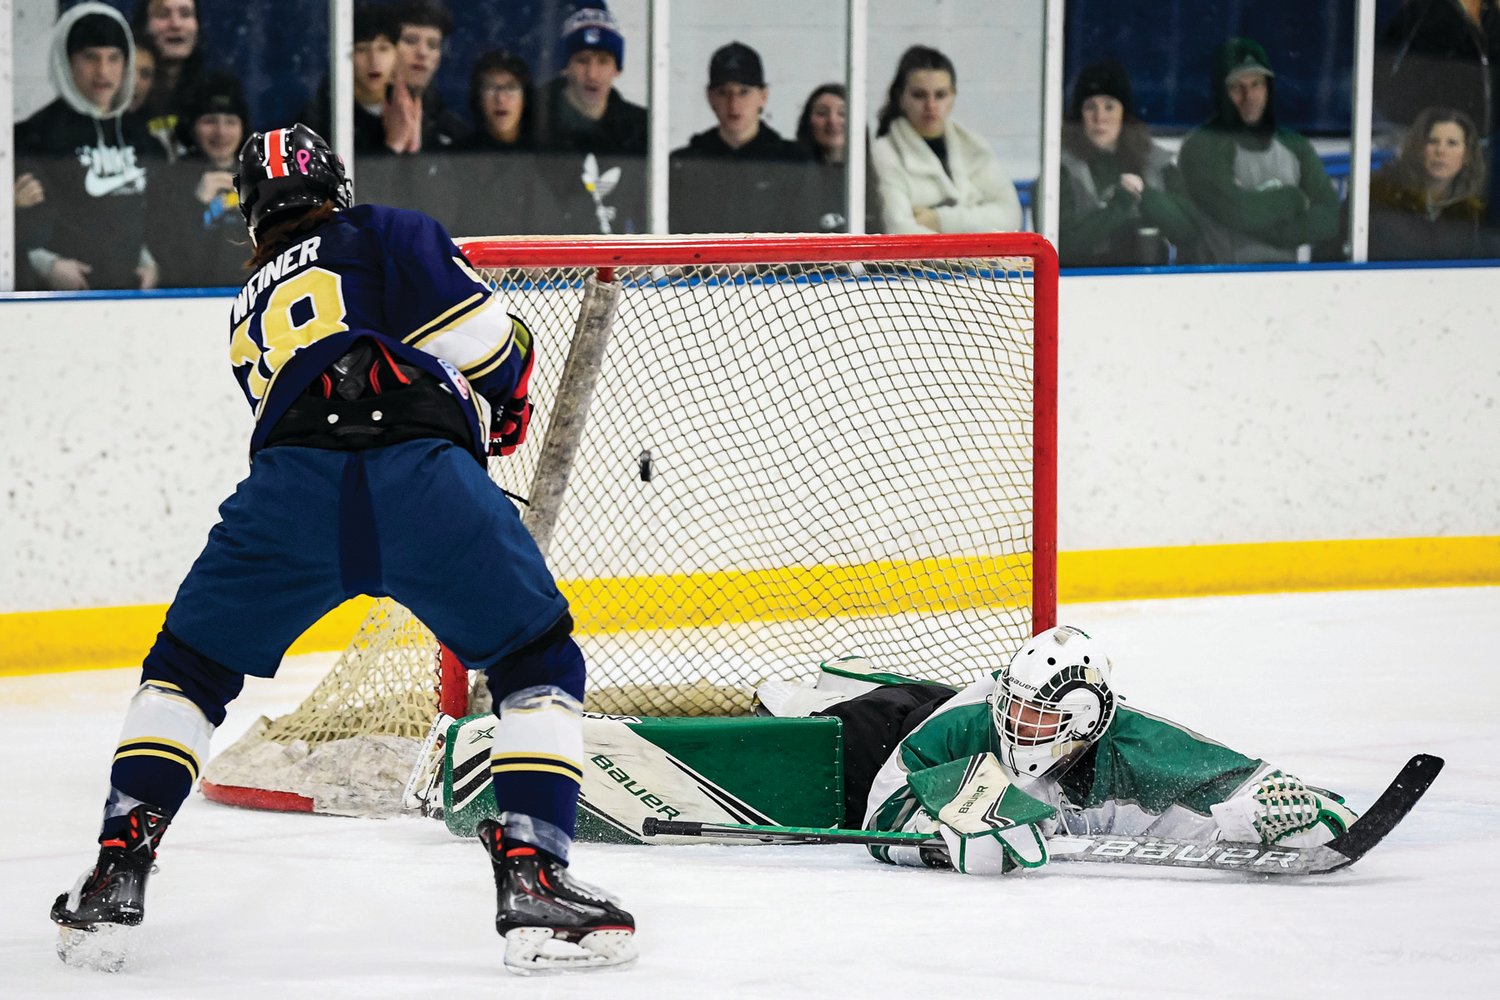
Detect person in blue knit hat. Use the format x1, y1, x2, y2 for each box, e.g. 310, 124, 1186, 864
531, 3, 648, 234
536, 3, 646, 156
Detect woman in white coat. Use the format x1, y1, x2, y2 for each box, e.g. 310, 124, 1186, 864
872, 45, 1020, 234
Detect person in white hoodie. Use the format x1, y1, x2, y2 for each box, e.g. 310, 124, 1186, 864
871, 45, 1020, 235
14, 2, 160, 290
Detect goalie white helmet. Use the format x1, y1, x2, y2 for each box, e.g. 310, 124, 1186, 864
991, 625, 1116, 783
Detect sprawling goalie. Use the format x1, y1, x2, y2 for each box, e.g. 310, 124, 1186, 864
758, 625, 1357, 875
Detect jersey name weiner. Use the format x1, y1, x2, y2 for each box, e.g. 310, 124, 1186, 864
229, 236, 348, 413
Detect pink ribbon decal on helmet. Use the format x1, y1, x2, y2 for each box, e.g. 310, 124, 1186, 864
295, 148, 312, 174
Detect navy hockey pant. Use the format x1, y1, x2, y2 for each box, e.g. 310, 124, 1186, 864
108, 439, 583, 843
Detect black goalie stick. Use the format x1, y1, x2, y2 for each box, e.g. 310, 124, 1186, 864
642, 754, 1443, 877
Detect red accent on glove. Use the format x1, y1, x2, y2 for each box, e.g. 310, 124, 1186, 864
490, 348, 535, 457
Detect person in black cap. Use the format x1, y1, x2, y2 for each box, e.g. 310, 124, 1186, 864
1177, 38, 1340, 263
147, 71, 252, 287
1052, 58, 1199, 266
14, 1, 161, 290
668, 40, 813, 233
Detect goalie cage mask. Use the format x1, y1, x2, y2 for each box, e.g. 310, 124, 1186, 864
235, 123, 353, 243
991, 625, 1117, 783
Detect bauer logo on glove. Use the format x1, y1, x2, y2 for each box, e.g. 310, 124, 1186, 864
908, 753, 1057, 875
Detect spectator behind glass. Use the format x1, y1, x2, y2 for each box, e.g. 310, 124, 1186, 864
1176, 38, 1341, 264
131, 0, 204, 158
1053, 59, 1199, 266
668, 41, 813, 233
301, 3, 403, 155
464, 50, 534, 151
1369, 106, 1498, 259
386, 0, 470, 152
453, 51, 540, 236
15, 2, 159, 290
129, 30, 158, 115
795, 83, 881, 233
871, 45, 1021, 234
529, 4, 647, 235
148, 72, 250, 287
536, 4, 647, 155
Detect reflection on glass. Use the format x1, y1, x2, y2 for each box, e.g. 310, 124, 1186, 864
1055, 60, 1200, 267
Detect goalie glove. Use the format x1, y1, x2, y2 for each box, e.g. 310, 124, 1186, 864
908, 753, 1056, 875
1210, 769, 1359, 848
490, 327, 534, 457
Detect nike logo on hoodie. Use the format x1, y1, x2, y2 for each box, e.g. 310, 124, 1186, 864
77, 142, 146, 198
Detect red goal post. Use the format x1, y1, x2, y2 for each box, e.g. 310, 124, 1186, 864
200, 231, 1055, 816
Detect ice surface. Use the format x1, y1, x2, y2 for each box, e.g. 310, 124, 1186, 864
3, 587, 1497, 998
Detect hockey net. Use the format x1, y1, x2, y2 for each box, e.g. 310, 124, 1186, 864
201, 233, 1057, 815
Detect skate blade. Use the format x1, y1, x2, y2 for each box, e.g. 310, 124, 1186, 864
502, 926, 637, 975
57, 922, 136, 973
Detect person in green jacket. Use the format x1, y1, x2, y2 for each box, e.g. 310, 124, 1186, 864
1177, 38, 1342, 264
1055, 59, 1200, 266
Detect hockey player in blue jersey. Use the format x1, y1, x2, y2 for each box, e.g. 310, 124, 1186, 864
50, 123, 636, 974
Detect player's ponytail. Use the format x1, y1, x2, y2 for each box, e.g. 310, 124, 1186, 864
246, 201, 339, 271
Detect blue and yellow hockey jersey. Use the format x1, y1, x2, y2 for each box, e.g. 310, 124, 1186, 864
227, 204, 526, 461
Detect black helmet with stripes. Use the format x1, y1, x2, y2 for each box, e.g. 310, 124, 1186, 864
235, 123, 352, 243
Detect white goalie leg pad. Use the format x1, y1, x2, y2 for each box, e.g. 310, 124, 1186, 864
106, 682, 214, 819
751, 679, 850, 717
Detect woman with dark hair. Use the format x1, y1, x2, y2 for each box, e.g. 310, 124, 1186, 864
797, 83, 846, 164
464, 50, 534, 151
1369, 106, 1498, 260
871, 45, 1019, 234
1055, 59, 1199, 266
795, 82, 880, 233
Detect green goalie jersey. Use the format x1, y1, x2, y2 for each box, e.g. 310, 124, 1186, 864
863, 678, 1277, 866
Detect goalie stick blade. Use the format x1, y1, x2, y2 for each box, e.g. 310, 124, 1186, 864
1322, 753, 1444, 870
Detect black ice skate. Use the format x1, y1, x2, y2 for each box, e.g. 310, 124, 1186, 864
51, 804, 169, 972
478, 819, 637, 974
